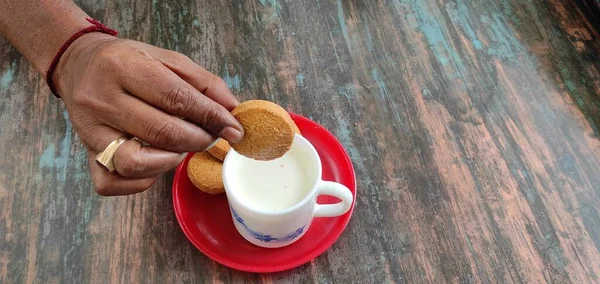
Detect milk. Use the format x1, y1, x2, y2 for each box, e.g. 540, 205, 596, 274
229, 144, 316, 211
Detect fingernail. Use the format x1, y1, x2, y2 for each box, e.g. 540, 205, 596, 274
219, 126, 243, 143
204, 139, 220, 151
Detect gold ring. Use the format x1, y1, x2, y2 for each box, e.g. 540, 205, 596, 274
131, 137, 149, 146
95, 137, 128, 172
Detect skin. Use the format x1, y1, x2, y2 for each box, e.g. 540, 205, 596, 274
0, 0, 244, 195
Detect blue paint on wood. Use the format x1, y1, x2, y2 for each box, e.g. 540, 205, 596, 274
259, 0, 281, 15
296, 74, 305, 87
396, 0, 467, 76
338, 84, 356, 100
580, 199, 600, 254
224, 74, 241, 91
222, 72, 241, 92
336, 118, 358, 161
481, 14, 523, 61
223, 73, 242, 91
556, 60, 585, 109
371, 69, 387, 99
365, 25, 374, 52
39, 144, 58, 168
330, 108, 374, 191
372, 68, 403, 125
72, 150, 89, 183
446, 2, 483, 50
0, 68, 13, 89
221, 62, 242, 92
337, 0, 353, 50
395, 0, 445, 45
192, 19, 200, 28
39, 111, 72, 182
331, 109, 360, 166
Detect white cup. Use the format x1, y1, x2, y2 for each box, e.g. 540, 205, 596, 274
222, 134, 354, 248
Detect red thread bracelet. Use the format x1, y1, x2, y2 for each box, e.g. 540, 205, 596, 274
45, 18, 118, 98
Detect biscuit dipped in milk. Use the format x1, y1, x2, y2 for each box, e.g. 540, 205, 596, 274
230, 100, 296, 161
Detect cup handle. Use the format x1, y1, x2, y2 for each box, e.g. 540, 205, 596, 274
313, 181, 353, 217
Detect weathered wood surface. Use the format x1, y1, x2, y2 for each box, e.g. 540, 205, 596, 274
1, 0, 600, 283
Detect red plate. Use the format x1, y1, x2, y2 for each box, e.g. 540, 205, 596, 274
172, 113, 357, 273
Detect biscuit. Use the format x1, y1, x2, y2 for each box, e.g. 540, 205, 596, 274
293, 121, 301, 135
230, 100, 295, 160
186, 152, 224, 194
207, 138, 230, 161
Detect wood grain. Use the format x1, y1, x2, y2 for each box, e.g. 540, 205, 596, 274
1, 0, 600, 283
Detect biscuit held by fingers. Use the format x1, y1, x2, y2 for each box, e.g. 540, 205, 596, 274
230, 100, 295, 161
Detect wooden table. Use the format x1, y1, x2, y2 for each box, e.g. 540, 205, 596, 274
2, 0, 600, 283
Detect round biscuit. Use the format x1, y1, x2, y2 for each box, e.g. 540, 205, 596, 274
186, 152, 224, 194
230, 100, 295, 160
207, 138, 230, 161
293, 121, 301, 135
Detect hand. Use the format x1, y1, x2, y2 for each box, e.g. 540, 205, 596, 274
52, 33, 243, 196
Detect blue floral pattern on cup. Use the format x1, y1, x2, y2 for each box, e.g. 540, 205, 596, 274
231, 208, 306, 243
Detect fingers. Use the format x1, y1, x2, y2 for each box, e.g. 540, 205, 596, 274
118, 60, 243, 143
81, 124, 186, 179
113, 139, 186, 178
88, 151, 160, 196
154, 49, 239, 111
81, 123, 188, 195
105, 93, 219, 153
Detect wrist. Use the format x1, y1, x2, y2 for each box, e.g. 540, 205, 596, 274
51, 32, 118, 99
0, 1, 97, 79
35, 18, 92, 74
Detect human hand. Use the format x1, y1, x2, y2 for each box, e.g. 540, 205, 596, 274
51, 33, 243, 196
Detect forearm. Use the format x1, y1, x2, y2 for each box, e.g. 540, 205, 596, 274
0, 0, 91, 75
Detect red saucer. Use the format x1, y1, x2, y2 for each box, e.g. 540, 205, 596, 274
172, 113, 357, 273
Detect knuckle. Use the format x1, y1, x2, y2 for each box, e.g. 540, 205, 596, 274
134, 49, 155, 60
70, 90, 94, 107
163, 85, 195, 114
94, 44, 113, 61
198, 100, 221, 127
204, 73, 224, 93
212, 75, 226, 88
172, 51, 191, 62
95, 45, 123, 69
80, 96, 103, 112
146, 121, 181, 150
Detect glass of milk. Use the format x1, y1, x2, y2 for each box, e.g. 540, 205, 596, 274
222, 134, 353, 248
